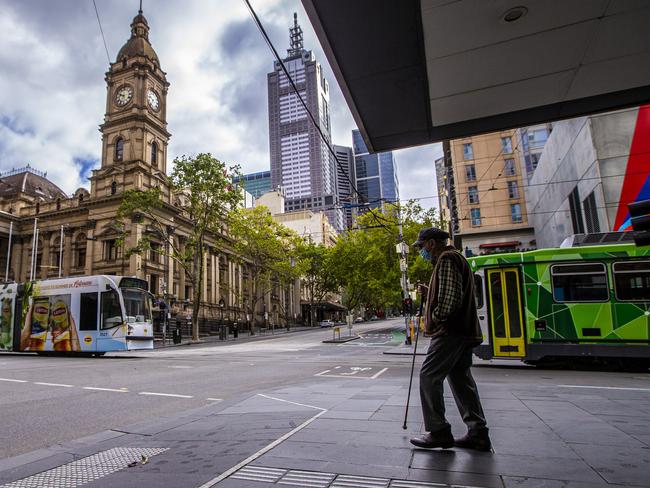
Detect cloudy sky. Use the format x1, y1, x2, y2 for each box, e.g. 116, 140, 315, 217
0, 0, 441, 210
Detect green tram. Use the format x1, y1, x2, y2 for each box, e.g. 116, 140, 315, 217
468, 236, 650, 368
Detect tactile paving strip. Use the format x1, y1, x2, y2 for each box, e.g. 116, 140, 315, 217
229, 466, 486, 488
0, 447, 169, 488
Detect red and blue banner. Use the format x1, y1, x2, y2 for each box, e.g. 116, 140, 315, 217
614, 105, 650, 231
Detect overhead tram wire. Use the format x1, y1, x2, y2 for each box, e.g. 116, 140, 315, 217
241, 0, 392, 233
92, 0, 112, 65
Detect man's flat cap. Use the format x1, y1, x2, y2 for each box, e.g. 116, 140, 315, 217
412, 227, 450, 247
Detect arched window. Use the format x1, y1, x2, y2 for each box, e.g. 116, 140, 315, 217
151, 142, 158, 167
56, 198, 61, 210
78, 193, 84, 204
111, 181, 117, 195
115, 138, 124, 161
35, 202, 40, 214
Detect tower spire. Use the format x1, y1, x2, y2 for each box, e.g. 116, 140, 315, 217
139, 0, 143, 14
288, 12, 304, 56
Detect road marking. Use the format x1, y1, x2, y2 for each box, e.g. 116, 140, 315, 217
0, 377, 28, 383
196, 394, 327, 488
558, 384, 650, 392
139, 391, 194, 398
371, 367, 389, 379
34, 382, 74, 388
83, 386, 129, 393
168, 365, 193, 369
315, 369, 331, 376
206, 398, 223, 402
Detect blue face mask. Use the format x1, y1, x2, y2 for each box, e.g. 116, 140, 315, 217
420, 248, 432, 261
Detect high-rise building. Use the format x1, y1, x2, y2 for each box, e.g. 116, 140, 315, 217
352, 130, 399, 214
333, 144, 355, 229
267, 13, 343, 231
449, 130, 536, 256
234, 170, 271, 199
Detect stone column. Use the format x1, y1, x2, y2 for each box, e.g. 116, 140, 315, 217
211, 254, 217, 303
202, 250, 208, 304
215, 255, 221, 302
63, 228, 73, 277
167, 235, 173, 297
178, 239, 186, 300
85, 220, 97, 276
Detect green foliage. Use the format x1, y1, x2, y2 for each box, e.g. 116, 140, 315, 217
117, 153, 242, 340
229, 206, 302, 325
329, 201, 442, 313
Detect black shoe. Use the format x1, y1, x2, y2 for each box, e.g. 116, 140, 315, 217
410, 429, 454, 449
453, 431, 492, 452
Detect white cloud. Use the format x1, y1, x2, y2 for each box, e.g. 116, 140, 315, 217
0, 0, 439, 212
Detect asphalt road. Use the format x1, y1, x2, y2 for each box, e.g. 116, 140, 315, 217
1, 318, 648, 461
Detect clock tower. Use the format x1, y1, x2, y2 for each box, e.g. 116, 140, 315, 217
91, 6, 171, 200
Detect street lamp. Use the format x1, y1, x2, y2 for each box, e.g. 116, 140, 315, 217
218, 298, 225, 324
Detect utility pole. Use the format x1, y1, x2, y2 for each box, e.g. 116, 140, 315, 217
396, 208, 412, 345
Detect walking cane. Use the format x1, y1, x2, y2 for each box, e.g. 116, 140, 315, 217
402, 292, 425, 430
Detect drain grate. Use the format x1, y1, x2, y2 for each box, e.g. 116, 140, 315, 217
229, 466, 486, 488
0, 447, 168, 488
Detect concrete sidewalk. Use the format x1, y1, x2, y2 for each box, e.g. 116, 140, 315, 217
1, 366, 648, 488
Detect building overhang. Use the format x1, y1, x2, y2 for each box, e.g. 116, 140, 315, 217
302, 0, 650, 152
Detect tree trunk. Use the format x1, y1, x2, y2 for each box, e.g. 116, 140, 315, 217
192, 239, 203, 341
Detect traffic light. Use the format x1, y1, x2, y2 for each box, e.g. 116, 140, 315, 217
403, 297, 413, 314
629, 199, 650, 246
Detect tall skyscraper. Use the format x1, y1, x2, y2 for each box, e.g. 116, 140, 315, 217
333, 144, 355, 229
267, 13, 343, 231
352, 130, 399, 213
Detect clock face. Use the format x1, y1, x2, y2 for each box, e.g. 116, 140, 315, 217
115, 86, 133, 107
147, 89, 160, 111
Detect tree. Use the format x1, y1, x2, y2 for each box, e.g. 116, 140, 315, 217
117, 153, 242, 341
229, 206, 301, 333
328, 201, 442, 315
295, 241, 338, 326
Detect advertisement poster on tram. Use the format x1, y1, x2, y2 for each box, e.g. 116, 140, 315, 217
0, 287, 15, 352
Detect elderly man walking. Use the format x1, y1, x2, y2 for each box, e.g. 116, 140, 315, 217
409, 227, 491, 451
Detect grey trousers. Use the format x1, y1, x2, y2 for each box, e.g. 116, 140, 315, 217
419, 335, 487, 433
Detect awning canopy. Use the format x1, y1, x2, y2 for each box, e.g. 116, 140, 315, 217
301, 300, 347, 311
479, 241, 521, 249
302, 0, 650, 152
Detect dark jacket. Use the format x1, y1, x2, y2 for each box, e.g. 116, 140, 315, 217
425, 247, 482, 345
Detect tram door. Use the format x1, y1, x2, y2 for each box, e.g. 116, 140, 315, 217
487, 268, 525, 357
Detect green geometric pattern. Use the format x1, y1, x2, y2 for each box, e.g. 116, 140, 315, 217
469, 243, 650, 344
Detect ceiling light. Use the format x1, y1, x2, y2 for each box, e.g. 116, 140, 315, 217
502, 6, 528, 23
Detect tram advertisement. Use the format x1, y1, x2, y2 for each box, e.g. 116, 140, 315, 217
20, 293, 81, 352
0, 285, 15, 351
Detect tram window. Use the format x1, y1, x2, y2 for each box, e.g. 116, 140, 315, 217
505, 271, 522, 338
474, 274, 484, 309
79, 293, 98, 331
101, 290, 123, 329
613, 261, 650, 301
489, 272, 506, 338
551, 263, 608, 302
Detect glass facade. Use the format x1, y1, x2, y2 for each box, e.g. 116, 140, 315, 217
234, 171, 272, 198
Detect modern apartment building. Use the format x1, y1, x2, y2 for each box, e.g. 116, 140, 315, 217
352, 130, 399, 215
267, 13, 343, 231
450, 130, 536, 255
518, 123, 553, 183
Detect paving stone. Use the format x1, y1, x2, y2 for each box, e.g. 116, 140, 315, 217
410, 450, 603, 483
595, 414, 650, 435
570, 443, 650, 486
502, 476, 627, 487
407, 467, 504, 488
